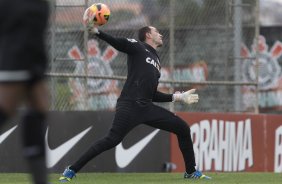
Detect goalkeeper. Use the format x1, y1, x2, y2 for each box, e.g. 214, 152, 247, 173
59, 26, 211, 182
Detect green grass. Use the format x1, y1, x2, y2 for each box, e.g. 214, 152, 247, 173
0, 172, 281, 184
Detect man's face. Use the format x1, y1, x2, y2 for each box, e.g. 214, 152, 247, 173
149, 26, 163, 47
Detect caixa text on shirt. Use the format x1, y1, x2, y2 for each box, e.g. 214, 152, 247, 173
146, 57, 160, 71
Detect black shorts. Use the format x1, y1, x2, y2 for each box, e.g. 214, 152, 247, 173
0, 0, 49, 82
112, 98, 191, 137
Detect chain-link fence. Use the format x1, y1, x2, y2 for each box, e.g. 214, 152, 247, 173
47, 0, 260, 112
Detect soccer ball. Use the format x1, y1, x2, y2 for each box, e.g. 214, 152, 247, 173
83, 3, 110, 27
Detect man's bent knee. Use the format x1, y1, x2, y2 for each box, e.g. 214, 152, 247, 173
27, 80, 50, 113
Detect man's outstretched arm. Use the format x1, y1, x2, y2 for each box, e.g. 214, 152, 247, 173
90, 27, 139, 54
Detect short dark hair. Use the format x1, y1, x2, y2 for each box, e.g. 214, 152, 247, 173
138, 26, 151, 42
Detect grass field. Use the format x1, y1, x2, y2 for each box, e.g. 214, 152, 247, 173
0, 172, 281, 184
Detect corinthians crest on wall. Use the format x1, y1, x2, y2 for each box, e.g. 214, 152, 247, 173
68, 39, 120, 110
241, 35, 282, 111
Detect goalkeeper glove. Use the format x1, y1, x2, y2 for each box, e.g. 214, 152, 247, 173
83, 10, 100, 34
172, 89, 199, 104
89, 26, 100, 34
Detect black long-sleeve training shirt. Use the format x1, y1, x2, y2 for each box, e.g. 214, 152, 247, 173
96, 31, 173, 102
